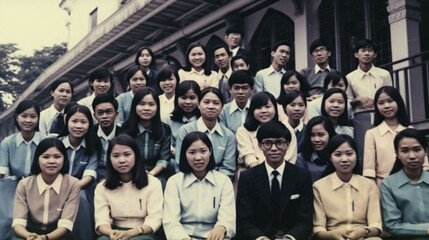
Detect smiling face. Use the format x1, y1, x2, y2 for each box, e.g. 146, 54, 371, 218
259, 137, 289, 168
376, 92, 398, 120
214, 47, 231, 72
396, 137, 426, 172
136, 94, 157, 122
232, 58, 249, 71
91, 78, 111, 96
199, 92, 222, 121
51, 82, 72, 110
178, 89, 199, 114
283, 75, 301, 94
186, 139, 211, 177
354, 47, 377, 65
324, 93, 346, 119
271, 45, 291, 68
310, 123, 330, 151
285, 96, 306, 122
159, 74, 177, 96
254, 100, 276, 124
138, 49, 152, 68
129, 70, 147, 95
16, 107, 38, 132
110, 144, 136, 177
229, 83, 253, 107
327, 78, 346, 91
189, 46, 206, 69
39, 147, 64, 177
68, 112, 89, 140
330, 142, 357, 175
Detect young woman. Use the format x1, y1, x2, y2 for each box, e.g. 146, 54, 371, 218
39, 78, 73, 136
12, 138, 80, 240
121, 88, 171, 187
380, 128, 429, 238
0, 100, 45, 240
117, 66, 148, 123
321, 88, 353, 137
163, 132, 235, 240
280, 91, 307, 151
313, 135, 382, 240
157, 66, 179, 120
363, 86, 411, 186
175, 87, 236, 178
95, 134, 163, 240
277, 70, 308, 122
58, 105, 98, 240
296, 116, 337, 183
178, 42, 218, 90
135, 46, 161, 94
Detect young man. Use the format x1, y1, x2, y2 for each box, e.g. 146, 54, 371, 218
224, 25, 247, 57
92, 93, 121, 181
219, 70, 254, 134
213, 44, 233, 103
300, 39, 335, 100
346, 39, 392, 168
255, 40, 291, 98
231, 55, 250, 72
236, 120, 313, 240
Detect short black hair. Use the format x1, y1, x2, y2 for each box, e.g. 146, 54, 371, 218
213, 44, 232, 57
31, 137, 70, 175
244, 91, 278, 132
373, 86, 409, 127
228, 70, 254, 88
225, 25, 244, 37
50, 78, 74, 96
256, 120, 292, 143
179, 131, 216, 173
309, 39, 330, 54
271, 40, 292, 52
231, 54, 249, 67
157, 65, 180, 84
321, 88, 351, 127
125, 65, 148, 86
92, 93, 118, 111
135, 46, 156, 68
280, 91, 307, 113
277, 70, 308, 104
170, 80, 201, 122
14, 100, 40, 131
88, 68, 113, 91
323, 71, 348, 90
354, 39, 377, 53
199, 87, 224, 107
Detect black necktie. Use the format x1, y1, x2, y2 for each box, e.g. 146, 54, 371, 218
49, 113, 64, 134
271, 170, 281, 226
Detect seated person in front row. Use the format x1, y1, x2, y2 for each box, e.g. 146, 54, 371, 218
380, 128, 429, 239
236, 120, 313, 240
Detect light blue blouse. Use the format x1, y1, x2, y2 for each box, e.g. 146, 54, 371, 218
162, 115, 198, 148
116, 91, 133, 124
219, 100, 249, 134
60, 136, 98, 180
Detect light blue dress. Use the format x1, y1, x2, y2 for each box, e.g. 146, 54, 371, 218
0, 132, 44, 239
116, 91, 133, 124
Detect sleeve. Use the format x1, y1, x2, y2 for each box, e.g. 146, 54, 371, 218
215, 177, 236, 238
58, 177, 81, 231
345, 75, 355, 101
174, 126, 187, 168
0, 139, 10, 176
366, 181, 382, 232
143, 177, 163, 232
219, 109, 227, 127
384, 71, 393, 87
209, 71, 220, 88
217, 132, 236, 177
295, 154, 307, 170
236, 127, 258, 167
116, 95, 125, 124
39, 112, 48, 136
254, 71, 263, 93
363, 129, 376, 178
94, 183, 111, 234
12, 180, 29, 228
155, 125, 172, 169
178, 69, 186, 83
163, 177, 191, 240
380, 180, 429, 236
307, 100, 321, 120
312, 184, 327, 234
284, 123, 297, 164
83, 151, 98, 180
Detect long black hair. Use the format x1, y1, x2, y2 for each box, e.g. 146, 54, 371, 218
104, 134, 148, 190
170, 80, 201, 122
134, 46, 156, 68
279, 91, 307, 116
182, 42, 212, 76
374, 86, 409, 127
277, 70, 308, 104
321, 88, 352, 127
244, 91, 278, 132
14, 100, 40, 131
178, 131, 216, 173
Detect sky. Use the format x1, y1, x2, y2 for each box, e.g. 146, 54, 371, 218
0, 0, 68, 56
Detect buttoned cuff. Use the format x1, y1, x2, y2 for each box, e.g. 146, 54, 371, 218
83, 169, 97, 179
156, 160, 169, 169
313, 226, 327, 234
58, 219, 74, 231
362, 169, 376, 178
368, 223, 383, 234
283, 234, 296, 240
0, 166, 9, 175
12, 219, 27, 228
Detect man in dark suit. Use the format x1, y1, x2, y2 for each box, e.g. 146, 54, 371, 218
237, 120, 313, 240
225, 25, 247, 57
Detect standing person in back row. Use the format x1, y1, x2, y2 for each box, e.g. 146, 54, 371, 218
346, 39, 392, 170
255, 41, 291, 98
213, 45, 233, 103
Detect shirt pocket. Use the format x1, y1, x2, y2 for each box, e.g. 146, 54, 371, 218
79, 161, 88, 165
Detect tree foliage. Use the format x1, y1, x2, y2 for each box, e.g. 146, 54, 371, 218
0, 42, 67, 111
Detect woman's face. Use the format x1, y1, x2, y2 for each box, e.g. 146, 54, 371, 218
285, 96, 306, 121
110, 144, 135, 175
129, 70, 147, 94
186, 139, 211, 175
310, 123, 330, 151
324, 93, 345, 119
91, 78, 111, 96
396, 137, 426, 172
68, 112, 89, 139
330, 142, 357, 175
189, 46, 206, 69
327, 78, 346, 91
254, 100, 276, 124
283, 75, 301, 94
178, 89, 199, 113
16, 107, 38, 132
376, 92, 398, 120
39, 147, 64, 177
199, 92, 222, 121
138, 49, 152, 68
51, 82, 72, 109
159, 74, 177, 96
136, 94, 157, 121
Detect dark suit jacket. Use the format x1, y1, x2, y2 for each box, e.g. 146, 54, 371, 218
236, 161, 314, 240
146, 69, 162, 95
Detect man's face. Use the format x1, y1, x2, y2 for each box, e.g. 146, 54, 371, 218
224, 32, 242, 49
311, 46, 331, 66
259, 137, 289, 167
271, 45, 291, 67
354, 47, 377, 65
214, 47, 231, 72
232, 58, 249, 71
229, 83, 253, 106
94, 102, 118, 129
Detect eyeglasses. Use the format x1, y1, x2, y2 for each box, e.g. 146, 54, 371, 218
312, 47, 327, 55
95, 109, 116, 116
261, 140, 287, 150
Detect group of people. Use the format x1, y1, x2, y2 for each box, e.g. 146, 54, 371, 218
0, 25, 428, 240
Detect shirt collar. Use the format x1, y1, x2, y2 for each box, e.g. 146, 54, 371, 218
314, 64, 331, 74
37, 173, 63, 195
378, 121, 407, 136
268, 65, 286, 75
48, 104, 64, 115
197, 118, 224, 137
63, 136, 86, 150
294, 120, 304, 132
229, 99, 250, 115
310, 151, 319, 162
231, 46, 240, 56
16, 132, 42, 147
184, 170, 216, 188
397, 169, 429, 187
159, 94, 175, 104
331, 173, 360, 190
182, 115, 198, 123
191, 67, 205, 75
138, 123, 151, 134
356, 64, 375, 79
264, 159, 286, 176
97, 125, 117, 141
218, 67, 232, 79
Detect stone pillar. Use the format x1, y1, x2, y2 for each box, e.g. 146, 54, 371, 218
387, 0, 423, 122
